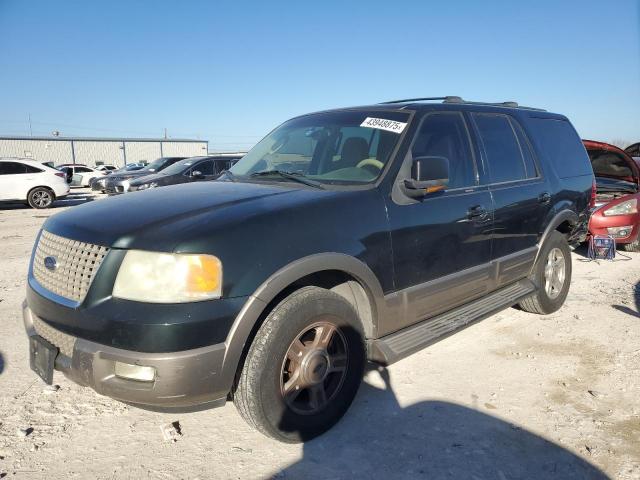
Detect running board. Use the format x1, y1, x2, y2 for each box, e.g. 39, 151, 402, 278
368, 279, 536, 365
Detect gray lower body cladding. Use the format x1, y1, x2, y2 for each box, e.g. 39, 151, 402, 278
23, 301, 228, 409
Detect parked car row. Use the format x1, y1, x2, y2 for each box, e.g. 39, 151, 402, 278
92, 155, 242, 194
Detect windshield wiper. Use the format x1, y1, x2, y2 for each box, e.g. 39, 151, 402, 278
250, 170, 324, 189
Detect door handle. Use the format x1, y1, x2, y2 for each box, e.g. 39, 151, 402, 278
538, 192, 551, 204
467, 205, 488, 220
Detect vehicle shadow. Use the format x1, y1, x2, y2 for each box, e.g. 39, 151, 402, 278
274, 366, 608, 480
0, 351, 4, 376
612, 280, 640, 319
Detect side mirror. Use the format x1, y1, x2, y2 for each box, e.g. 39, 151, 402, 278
404, 156, 449, 197
191, 170, 203, 179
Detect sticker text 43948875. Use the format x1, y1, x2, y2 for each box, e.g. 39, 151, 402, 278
360, 117, 407, 134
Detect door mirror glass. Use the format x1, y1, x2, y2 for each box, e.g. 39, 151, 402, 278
404, 156, 449, 196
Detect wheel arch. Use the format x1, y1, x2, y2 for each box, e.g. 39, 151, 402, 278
220, 253, 385, 396
534, 209, 578, 266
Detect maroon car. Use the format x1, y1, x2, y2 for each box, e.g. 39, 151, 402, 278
584, 140, 640, 252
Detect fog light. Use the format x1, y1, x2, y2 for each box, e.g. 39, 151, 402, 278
114, 362, 156, 382
607, 226, 633, 238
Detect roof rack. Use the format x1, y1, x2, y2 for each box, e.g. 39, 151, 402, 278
380, 96, 546, 111
380, 96, 463, 104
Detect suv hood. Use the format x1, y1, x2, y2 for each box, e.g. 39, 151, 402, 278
43, 181, 328, 250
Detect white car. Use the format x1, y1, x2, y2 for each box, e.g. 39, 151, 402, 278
58, 165, 106, 187
0, 158, 70, 209
95, 165, 117, 173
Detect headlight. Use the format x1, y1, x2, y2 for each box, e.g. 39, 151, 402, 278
113, 251, 223, 303
603, 198, 638, 216
135, 182, 157, 191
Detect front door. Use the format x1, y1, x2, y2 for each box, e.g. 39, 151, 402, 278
0, 161, 27, 200
384, 111, 494, 334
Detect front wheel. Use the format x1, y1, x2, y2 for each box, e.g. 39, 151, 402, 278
519, 230, 572, 314
27, 187, 54, 209
233, 286, 365, 443
622, 238, 640, 252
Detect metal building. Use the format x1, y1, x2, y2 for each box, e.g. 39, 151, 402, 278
0, 136, 208, 168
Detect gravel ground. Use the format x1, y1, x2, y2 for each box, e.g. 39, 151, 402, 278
0, 189, 639, 479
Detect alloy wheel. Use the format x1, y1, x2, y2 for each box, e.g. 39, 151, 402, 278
544, 247, 566, 299
280, 321, 349, 415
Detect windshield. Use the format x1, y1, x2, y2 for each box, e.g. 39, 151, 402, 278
160, 157, 207, 176
229, 110, 410, 185
143, 157, 171, 172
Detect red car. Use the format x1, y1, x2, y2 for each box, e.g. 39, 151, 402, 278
584, 140, 640, 252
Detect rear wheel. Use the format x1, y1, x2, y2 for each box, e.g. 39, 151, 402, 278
27, 187, 54, 209
519, 230, 572, 314
234, 286, 365, 443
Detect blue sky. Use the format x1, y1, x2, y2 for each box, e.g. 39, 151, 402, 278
0, 0, 638, 150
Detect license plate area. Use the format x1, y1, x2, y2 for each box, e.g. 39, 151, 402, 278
29, 335, 58, 385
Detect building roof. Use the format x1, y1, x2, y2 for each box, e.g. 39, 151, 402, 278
0, 135, 207, 143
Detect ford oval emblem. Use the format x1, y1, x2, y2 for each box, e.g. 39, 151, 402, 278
44, 256, 58, 271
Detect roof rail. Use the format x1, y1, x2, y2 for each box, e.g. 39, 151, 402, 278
381, 96, 546, 111
379, 96, 463, 104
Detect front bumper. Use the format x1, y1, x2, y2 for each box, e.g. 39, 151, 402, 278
589, 210, 640, 244
23, 301, 228, 409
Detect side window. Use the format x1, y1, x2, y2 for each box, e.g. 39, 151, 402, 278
75, 167, 92, 173
24, 164, 43, 173
511, 120, 539, 178
195, 160, 214, 176
527, 118, 591, 178
473, 113, 528, 184
0, 162, 27, 174
411, 112, 477, 189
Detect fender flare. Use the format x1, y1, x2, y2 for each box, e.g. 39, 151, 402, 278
534, 209, 578, 265
219, 253, 386, 394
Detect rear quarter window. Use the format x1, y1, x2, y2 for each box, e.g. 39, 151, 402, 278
526, 118, 591, 178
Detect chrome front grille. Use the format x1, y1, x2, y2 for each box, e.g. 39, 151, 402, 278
32, 230, 109, 303
33, 315, 76, 357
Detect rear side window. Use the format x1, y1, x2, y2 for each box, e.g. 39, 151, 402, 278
25, 164, 43, 173
511, 120, 539, 178
527, 118, 591, 178
0, 162, 28, 174
472, 113, 532, 183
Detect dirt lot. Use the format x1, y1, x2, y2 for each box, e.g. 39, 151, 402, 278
0, 189, 639, 479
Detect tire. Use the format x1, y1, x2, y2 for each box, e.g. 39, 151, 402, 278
519, 230, 572, 315
27, 187, 54, 209
622, 238, 640, 252
234, 286, 365, 443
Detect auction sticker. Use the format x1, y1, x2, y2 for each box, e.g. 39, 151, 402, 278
360, 117, 407, 133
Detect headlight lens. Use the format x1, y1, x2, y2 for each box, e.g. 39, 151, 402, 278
136, 182, 157, 191
603, 198, 638, 216
113, 251, 223, 303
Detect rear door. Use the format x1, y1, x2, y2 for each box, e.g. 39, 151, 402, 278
385, 111, 494, 333
470, 112, 550, 287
